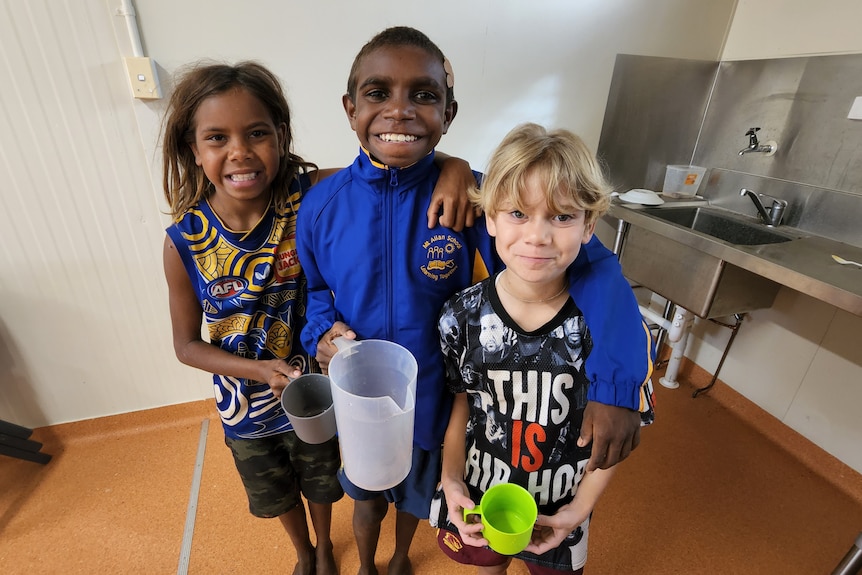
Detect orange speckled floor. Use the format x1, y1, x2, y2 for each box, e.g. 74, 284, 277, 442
2, 359, 861, 574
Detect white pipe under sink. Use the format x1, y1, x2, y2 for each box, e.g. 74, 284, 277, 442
639, 304, 695, 389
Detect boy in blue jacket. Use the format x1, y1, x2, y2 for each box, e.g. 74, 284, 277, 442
296, 26, 652, 575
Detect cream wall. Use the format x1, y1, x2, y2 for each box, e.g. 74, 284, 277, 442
0, 0, 734, 428
0, 0, 207, 428
680, 0, 862, 473
132, 0, 735, 180
723, 0, 862, 60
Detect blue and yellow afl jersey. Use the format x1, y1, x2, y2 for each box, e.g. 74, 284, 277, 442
166, 180, 313, 439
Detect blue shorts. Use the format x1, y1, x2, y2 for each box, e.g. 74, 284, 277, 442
338, 445, 441, 519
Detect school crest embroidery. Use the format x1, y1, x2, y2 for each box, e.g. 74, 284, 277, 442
421, 233, 461, 281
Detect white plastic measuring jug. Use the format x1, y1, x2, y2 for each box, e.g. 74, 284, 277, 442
329, 337, 417, 491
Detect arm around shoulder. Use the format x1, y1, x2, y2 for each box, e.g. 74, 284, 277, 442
309, 167, 341, 185
568, 236, 655, 471
428, 152, 480, 231
568, 235, 654, 411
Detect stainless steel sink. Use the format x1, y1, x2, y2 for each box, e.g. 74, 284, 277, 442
607, 201, 862, 318
620, 225, 783, 318
614, 204, 792, 318
640, 206, 802, 245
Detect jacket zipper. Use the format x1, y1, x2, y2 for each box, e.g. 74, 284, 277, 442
385, 168, 398, 337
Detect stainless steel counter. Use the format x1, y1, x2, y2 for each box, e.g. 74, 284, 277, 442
609, 200, 862, 317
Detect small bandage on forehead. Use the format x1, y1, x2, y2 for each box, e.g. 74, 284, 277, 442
443, 58, 455, 89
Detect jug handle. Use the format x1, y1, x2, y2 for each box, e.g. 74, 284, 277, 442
333, 336, 359, 352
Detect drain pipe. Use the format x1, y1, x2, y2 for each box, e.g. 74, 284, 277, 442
639, 304, 695, 389
660, 308, 695, 389
119, 0, 144, 57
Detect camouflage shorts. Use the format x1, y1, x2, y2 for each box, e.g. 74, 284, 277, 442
224, 432, 343, 518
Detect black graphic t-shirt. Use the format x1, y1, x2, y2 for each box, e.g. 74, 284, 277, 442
432, 273, 594, 570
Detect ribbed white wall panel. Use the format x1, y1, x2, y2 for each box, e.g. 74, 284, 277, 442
0, 0, 208, 428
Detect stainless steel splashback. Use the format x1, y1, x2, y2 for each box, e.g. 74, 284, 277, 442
598, 53, 862, 247
597, 54, 718, 194
703, 169, 862, 246
696, 55, 862, 193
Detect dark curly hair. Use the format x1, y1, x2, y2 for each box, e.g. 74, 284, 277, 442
161, 60, 316, 218
346, 26, 454, 106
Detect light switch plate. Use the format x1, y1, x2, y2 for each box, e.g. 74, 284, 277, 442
848, 96, 862, 120
124, 57, 162, 100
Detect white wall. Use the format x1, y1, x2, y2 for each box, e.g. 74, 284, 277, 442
0, 0, 734, 428
134, 0, 735, 173
681, 0, 862, 473
723, 0, 862, 60
0, 0, 208, 428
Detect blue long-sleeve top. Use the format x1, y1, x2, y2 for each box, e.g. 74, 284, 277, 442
297, 149, 500, 450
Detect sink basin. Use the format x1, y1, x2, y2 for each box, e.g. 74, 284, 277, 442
608, 201, 862, 318
616, 205, 795, 318
620, 224, 783, 318
640, 206, 801, 245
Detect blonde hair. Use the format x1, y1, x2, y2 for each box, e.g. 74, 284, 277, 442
471, 123, 611, 226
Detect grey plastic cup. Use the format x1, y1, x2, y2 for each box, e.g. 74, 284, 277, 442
280, 374, 337, 444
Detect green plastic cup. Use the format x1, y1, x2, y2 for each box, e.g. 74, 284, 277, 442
463, 483, 538, 555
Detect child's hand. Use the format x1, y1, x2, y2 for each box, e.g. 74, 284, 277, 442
525, 503, 584, 555
263, 359, 302, 400
577, 400, 641, 471
428, 155, 479, 232
315, 322, 356, 374
442, 479, 487, 548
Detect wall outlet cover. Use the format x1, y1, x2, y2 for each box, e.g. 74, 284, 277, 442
124, 57, 162, 100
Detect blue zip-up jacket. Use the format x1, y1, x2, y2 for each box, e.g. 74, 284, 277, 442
569, 237, 655, 412
297, 149, 501, 450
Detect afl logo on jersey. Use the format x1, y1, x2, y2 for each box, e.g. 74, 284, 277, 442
208, 277, 247, 299
275, 233, 301, 281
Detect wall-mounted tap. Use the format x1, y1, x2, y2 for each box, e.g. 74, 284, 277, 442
738, 127, 778, 156
739, 188, 788, 227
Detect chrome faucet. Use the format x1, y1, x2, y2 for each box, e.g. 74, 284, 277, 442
738, 127, 777, 155
739, 188, 787, 227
